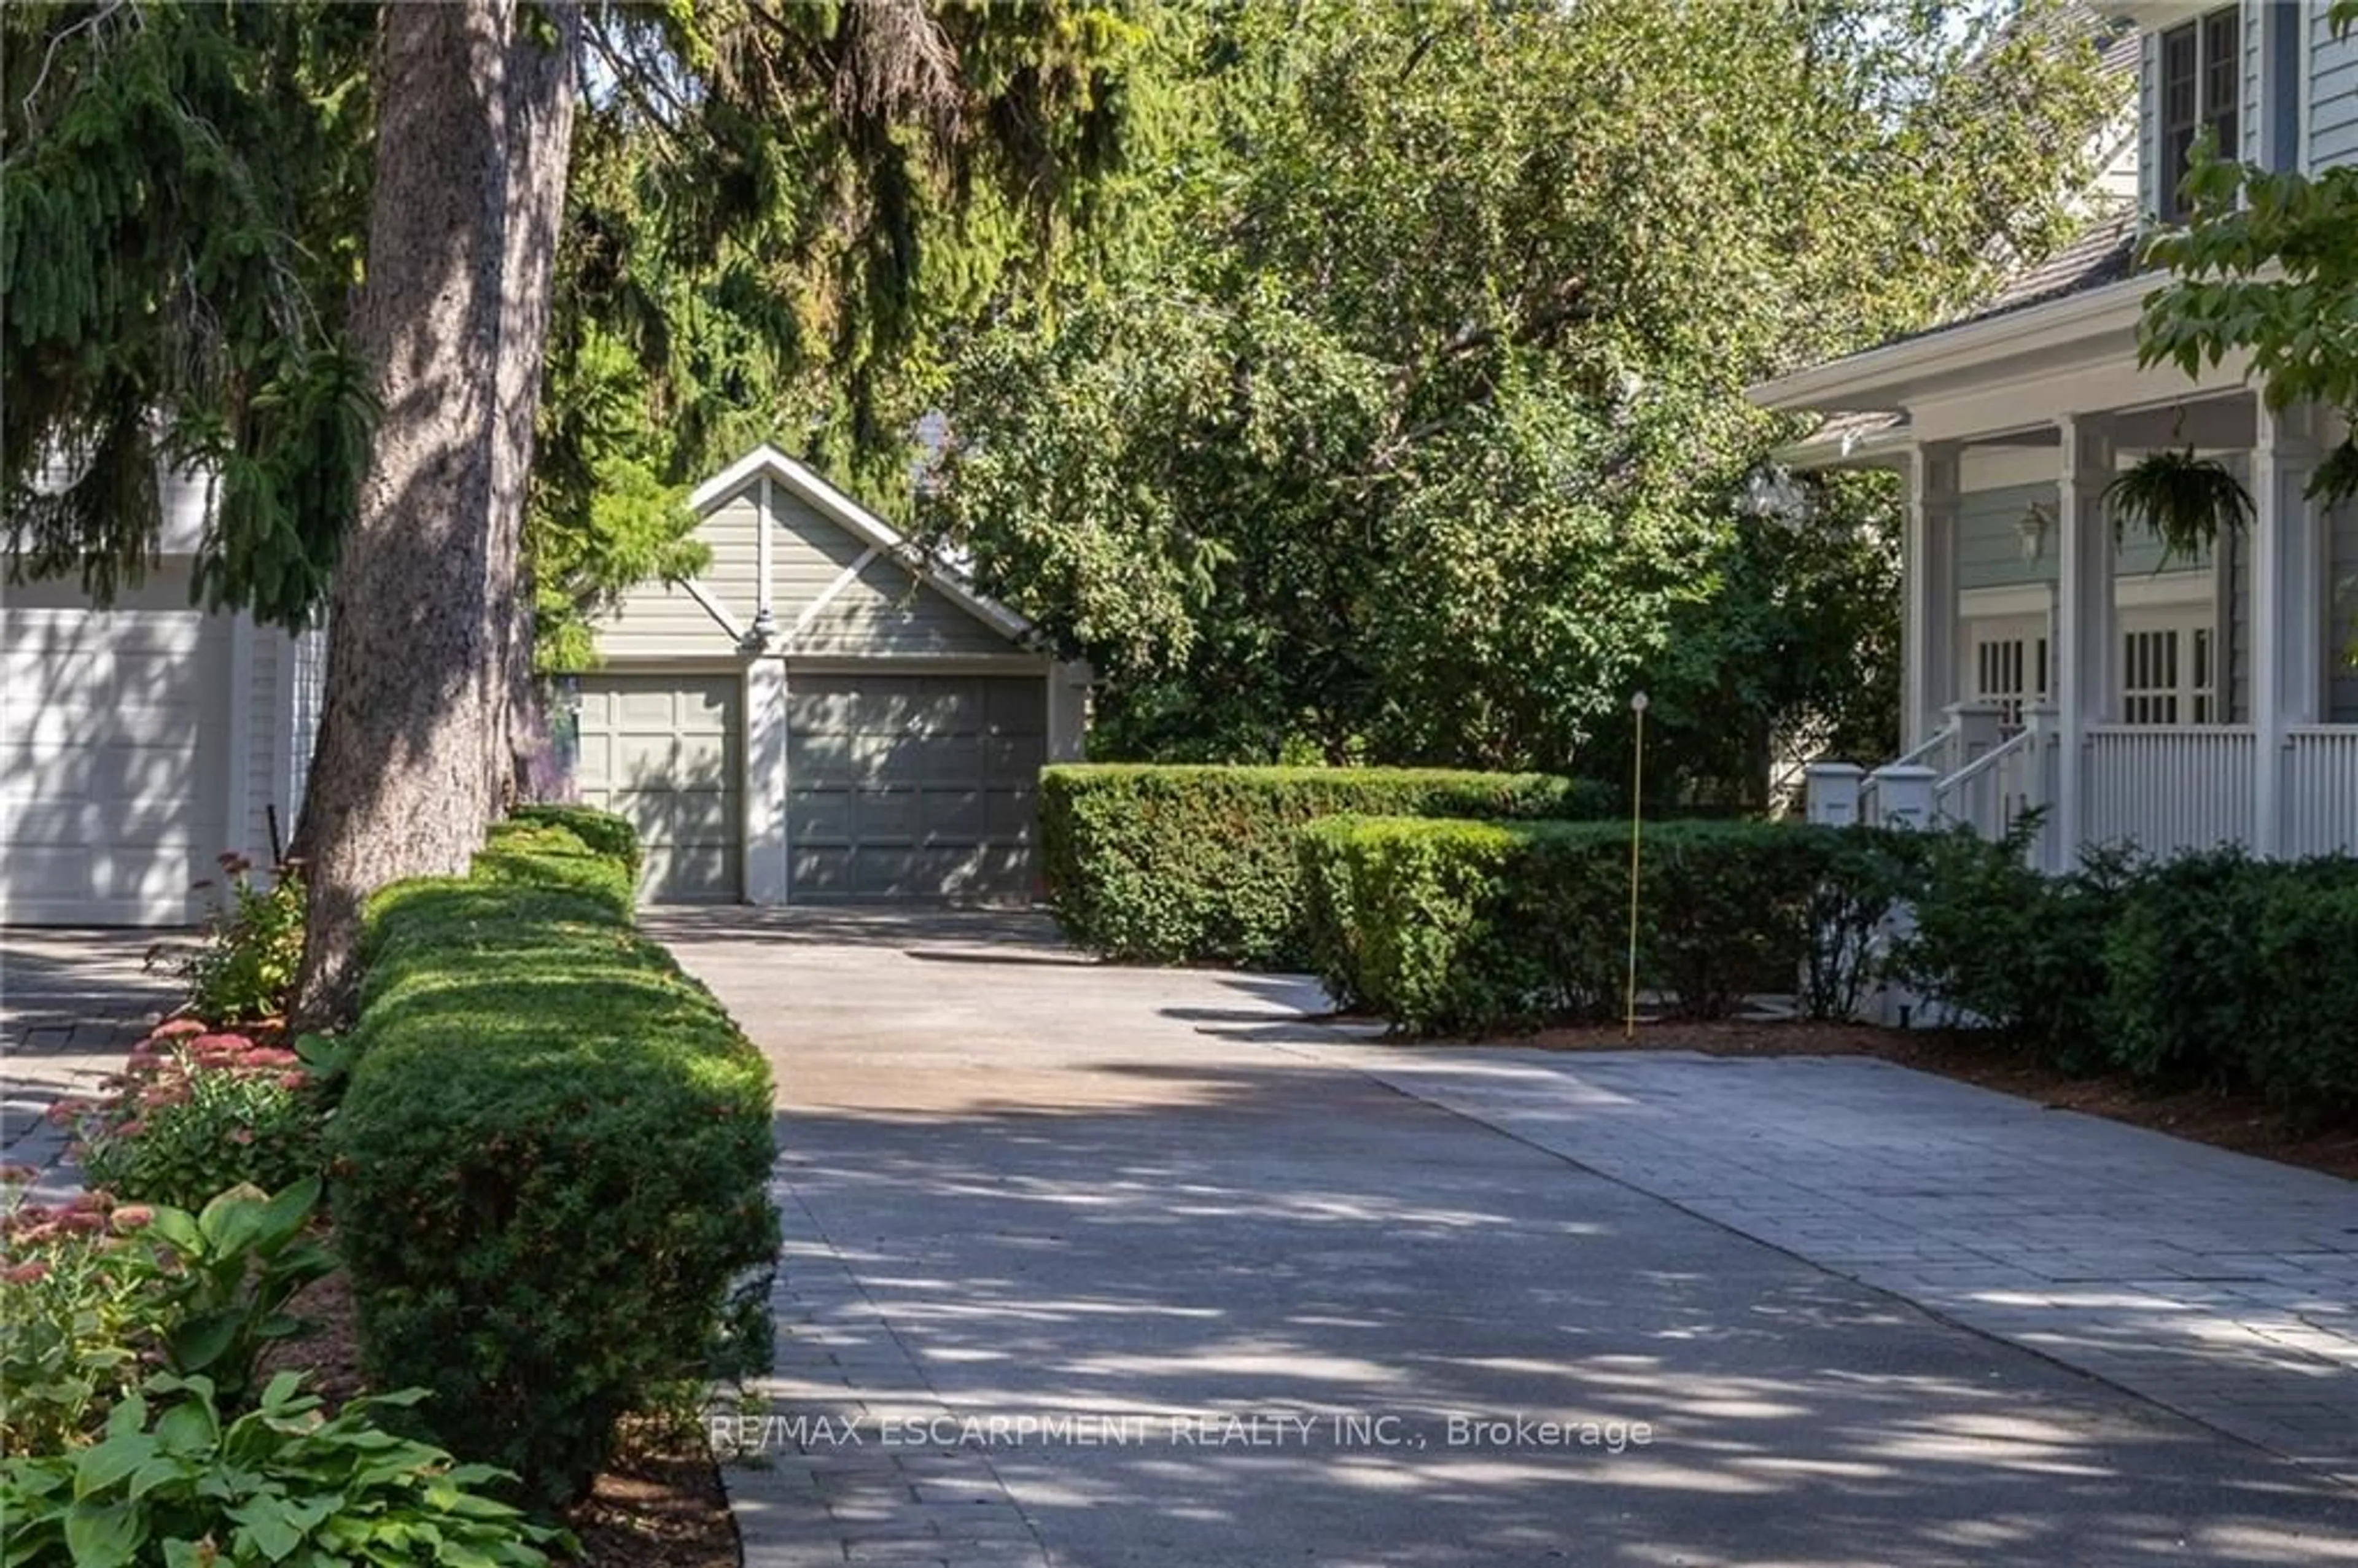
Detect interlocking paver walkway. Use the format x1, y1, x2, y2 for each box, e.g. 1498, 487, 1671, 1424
1, 930, 180, 1197
1286, 1043, 2358, 1491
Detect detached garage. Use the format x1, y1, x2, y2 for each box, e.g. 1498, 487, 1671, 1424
571, 444, 1086, 904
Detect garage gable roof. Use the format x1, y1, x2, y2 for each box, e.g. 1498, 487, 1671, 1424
692, 444, 1035, 645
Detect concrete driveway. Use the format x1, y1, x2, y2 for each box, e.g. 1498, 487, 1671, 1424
653, 908, 2358, 1568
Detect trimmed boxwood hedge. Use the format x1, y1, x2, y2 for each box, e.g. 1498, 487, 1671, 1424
1310, 809, 2358, 1120
331, 807, 776, 1507
1040, 764, 1611, 968
1298, 815, 1914, 1036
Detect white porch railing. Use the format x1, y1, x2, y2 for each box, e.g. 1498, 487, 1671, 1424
2283, 726, 2358, 858
2082, 726, 2256, 856
1932, 726, 2042, 845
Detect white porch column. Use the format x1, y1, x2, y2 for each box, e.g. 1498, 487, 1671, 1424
2054, 414, 2116, 863
1904, 441, 1963, 750
2250, 401, 2325, 857
744, 656, 790, 904
1047, 660, 1092, 763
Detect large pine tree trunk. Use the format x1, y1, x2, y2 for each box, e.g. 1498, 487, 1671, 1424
292, 0, 579, 1023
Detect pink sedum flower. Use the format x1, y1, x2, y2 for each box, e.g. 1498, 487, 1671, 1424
2, 1260, 50, 1285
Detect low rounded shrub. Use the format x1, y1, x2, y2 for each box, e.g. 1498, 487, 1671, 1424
2248, 871, 2358, 1118
2099, 847, 2284, 1090
1042, 764, 1611, 969
332, 845, 776, 1506
1886, 831, 2135, 1066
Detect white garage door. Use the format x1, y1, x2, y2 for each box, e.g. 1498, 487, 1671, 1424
1, 589, 226, 925
574, 673, 742, 901
787, 672, 1043, 900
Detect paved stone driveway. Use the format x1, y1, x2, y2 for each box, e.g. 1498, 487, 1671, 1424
1, 929, 182, 1197
657, 908, 2358, 1568
1303, 1045, 2358, 1491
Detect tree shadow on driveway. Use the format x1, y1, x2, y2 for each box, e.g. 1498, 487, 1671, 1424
758, 1056, 2358, 1568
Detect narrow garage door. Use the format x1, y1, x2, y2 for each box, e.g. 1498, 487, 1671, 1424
574, 673, 742, 901
1, 594, 225, 925
787, 673, 1043, 900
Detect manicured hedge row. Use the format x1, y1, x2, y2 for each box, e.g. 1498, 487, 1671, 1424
1040, 764, 1613, 968
472, 815, 635, 918
1309, 809, 2358, 1120
1897, 837, 2358, 1116
507, 801, 644, 882
1299, 815, 1912, 1034
331, 807, 777, 1507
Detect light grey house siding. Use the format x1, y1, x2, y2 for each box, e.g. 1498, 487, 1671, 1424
2313, 4, 2358, 171
771, 485, 874, 620
1956, 481, 2194, 592
1958, 483, 2059, 591
2139, 29, 2162, 215
796, 555, 1016, 657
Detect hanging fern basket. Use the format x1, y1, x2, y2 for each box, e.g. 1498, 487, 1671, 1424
2103, 448, 2252, 565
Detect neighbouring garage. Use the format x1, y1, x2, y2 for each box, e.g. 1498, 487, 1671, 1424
1, 574, 227, 925
571, 444, 1086, 905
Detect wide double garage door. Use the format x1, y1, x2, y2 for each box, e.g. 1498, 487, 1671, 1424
574, 670, 1044, 902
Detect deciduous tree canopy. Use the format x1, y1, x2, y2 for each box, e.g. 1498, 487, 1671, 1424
917, 0, 2119, 788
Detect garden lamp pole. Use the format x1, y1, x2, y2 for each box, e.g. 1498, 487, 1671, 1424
1624, 690, 1648, 1041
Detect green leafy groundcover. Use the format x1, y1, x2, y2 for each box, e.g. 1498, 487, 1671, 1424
331, 807, 778, 1508
1040, 764, 1611, 969
1297, 815, 1915, 1036
1, 1372, 562, 1568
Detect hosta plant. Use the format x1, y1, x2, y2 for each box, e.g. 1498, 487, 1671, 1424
0, 1372, 566, 1568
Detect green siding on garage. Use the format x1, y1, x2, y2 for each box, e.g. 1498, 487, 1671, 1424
574, 673, 744, 901
787, 673, 1043, 899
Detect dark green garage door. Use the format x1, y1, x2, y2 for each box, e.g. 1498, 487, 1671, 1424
787, 672, 1043, 899
574, 673, 743, 901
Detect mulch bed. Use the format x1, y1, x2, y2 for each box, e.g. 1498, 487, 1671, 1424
257, 1266, 740, 1567
1467, 1017, 2358, 1182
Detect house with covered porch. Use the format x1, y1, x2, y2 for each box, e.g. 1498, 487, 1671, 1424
1752, 0, 2358, 870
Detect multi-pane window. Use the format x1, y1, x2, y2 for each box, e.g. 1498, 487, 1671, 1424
1969, 617, 2049, 727
2161, 7, 2241, 220
2120, 613, 2219, 726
